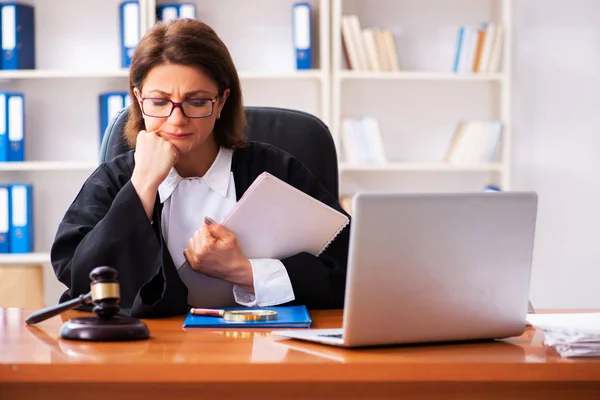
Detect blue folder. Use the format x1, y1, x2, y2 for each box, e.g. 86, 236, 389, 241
6, 92, 24, 162
9, 183, 33, 254
292, 2, 312, 70
0, 92, 25, 162
183, 305, 312, 329
99, 92, 129, 144
119, 1, 140, 68
1, 3, 35, 70
0, 185, 10, 254
0, 93, 8, 162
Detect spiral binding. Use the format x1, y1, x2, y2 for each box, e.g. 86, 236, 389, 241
316, 217, 350, 257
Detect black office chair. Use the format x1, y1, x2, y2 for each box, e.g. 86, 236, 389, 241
99, 106, 339, 198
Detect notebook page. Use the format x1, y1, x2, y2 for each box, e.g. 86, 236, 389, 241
222, 172, 349, 260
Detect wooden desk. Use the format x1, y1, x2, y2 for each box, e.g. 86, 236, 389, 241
1, 309, 600, 400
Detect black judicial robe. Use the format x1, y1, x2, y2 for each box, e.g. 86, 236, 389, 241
51, 141, 350, 318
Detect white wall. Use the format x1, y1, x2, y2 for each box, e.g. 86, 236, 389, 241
512, 0, 600, 308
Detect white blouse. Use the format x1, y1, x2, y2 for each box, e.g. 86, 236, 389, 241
157, 147, 295, 308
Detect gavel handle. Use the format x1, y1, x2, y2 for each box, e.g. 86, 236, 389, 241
25, 292, 93, 325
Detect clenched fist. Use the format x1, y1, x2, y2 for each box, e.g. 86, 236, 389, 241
184, 217, 254, 293
131, 130, 179, 218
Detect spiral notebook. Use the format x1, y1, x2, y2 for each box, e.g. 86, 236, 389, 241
221, 172, 349, 259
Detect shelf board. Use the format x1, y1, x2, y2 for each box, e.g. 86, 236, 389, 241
338, 71, 504, 82
0, 69, 129, 79
0, 252, 50, 265
0, 69, 326, 81
239, 70, 324, 80
0, 161, 98, 171
339, 162, 503, 172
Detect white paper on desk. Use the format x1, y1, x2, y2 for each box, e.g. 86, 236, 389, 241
553, 345, 600, 358
526, 313, 600, 335
222, 172, 350, 260
543, 330, 600, 345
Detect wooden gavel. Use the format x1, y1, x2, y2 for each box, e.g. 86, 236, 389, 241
25, 266, 149, 341
26, 266, 121, 325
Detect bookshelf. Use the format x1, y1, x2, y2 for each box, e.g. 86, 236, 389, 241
0, 0, 332, 307
0, 0, 514, 307
331, 0, 512, 197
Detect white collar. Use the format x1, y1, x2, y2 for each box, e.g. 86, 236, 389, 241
157, 147, 233, 203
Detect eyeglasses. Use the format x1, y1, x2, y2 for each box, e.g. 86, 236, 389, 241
139, 96, 218, 118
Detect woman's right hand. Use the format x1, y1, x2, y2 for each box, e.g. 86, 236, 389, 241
131, 130, 179, 219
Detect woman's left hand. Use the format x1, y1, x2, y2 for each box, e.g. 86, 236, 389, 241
183, 217, 254, 293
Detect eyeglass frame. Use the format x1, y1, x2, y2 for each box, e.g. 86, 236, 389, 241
138, 95, 220, 119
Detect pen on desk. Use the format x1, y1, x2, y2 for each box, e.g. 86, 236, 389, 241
190, 308, 279, 322
190, 308, 225, 317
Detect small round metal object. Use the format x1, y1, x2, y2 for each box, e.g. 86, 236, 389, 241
222, 310, 278, 322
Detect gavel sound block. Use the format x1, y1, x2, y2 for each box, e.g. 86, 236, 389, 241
26, 266, 150, 341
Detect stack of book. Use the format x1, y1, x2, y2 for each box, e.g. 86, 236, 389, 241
444, 120, 503, 165
453, 22, 504, 74
340, 117, 387, 165
341, 14, 400, 72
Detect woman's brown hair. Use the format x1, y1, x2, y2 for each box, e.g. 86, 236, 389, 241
124, 19, 246, 148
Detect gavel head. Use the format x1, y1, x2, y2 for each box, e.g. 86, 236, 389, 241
89, 266, 121, 319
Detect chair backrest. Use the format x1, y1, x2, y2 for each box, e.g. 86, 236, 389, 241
99, 106, 339, 197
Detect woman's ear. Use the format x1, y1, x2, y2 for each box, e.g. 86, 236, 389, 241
133, 87, 141, 102
217, 89, 230, 118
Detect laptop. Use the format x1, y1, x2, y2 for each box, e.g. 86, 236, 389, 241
272, 192, 538, 347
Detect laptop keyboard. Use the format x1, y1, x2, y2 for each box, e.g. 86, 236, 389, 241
317, 333, 343, 339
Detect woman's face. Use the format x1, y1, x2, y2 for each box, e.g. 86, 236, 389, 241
134, 63, 229, 155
